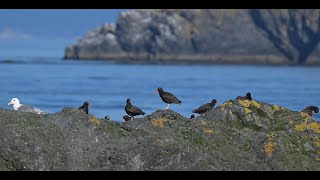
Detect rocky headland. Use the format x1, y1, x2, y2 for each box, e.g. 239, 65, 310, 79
65, 9, 320, 65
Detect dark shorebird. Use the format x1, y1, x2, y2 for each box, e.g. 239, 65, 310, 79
192, 99, 219, 114
301, 106, 319, 117
104, 116, 110, 121
190, 115, 195, 119
78, 102, 89, 114
153, 87, 182, 110
125, 99, 146, 120
236, 93, 252, 101
123, 115, 132, 121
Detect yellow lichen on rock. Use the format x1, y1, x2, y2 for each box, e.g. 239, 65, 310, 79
237, 100, 260, 109
244, 107, 252, 115
220, 101, 233, 112
265, 131, 276, 157
238, 100, 251, 108
203, 128, 214, 134
88, 116, 101, 126
251, 101, 261, 109
273, 105, 285, 111
295, 123, 307, 132
236, 100, 262, 115
307, 122, 320, 133
273, 105, 280, 111
265, 141, 276, 157
151, 117, 167, 128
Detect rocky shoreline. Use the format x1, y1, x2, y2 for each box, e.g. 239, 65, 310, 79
1, 99, 320, 170
66, 55, 320, 66
65, 9, 320, 65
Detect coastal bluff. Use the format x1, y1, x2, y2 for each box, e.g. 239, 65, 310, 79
1, 100, 320, 171
65, 9, 320, 65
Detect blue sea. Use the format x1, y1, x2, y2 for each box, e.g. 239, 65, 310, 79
0, 57, 319, 121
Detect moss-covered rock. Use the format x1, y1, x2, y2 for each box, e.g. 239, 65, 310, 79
0, 100, 320, 171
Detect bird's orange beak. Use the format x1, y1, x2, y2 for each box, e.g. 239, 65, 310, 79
216, 101, 220, 106
153, 89, 158, 94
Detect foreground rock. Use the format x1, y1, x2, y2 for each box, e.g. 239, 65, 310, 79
65, 9, 320, 65
1, 100, 320, 170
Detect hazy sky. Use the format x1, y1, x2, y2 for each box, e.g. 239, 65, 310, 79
0, 9, 127, 58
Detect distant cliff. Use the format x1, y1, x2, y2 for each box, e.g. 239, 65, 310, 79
64, 9, 320, 65
1, 100, 320, 170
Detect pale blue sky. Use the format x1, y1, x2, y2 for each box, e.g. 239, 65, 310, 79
0, 9, 128, 58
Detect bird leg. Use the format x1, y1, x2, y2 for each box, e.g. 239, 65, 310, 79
165, 104, 170, 110
131, 116, 134, 120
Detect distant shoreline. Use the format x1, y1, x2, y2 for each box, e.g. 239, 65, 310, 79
2, 56, 320, 66
64, 54, 320, 66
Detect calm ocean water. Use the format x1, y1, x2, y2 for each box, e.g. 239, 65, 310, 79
0, 57, 319, 121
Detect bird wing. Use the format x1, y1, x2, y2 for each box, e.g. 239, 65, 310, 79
162, 92, 182, 103
131, 105, 145, 114
193, 103, 210, 112
18, 104, 45, 114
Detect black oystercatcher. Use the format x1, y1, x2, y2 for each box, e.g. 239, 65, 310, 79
123, 115, 132, 121
236, 93, 252, 101
153, 87, 182, 110
192, 99, 219, 114
125, 99, 146, 119
190, 115, 195, 119
79, 102, 89, 114
301, 106, 319, 117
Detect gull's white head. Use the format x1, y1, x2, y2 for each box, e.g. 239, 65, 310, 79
8, 98, 21, 110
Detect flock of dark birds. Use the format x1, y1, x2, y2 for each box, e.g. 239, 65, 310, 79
8, 87, 319, 121
77, 88, 319, 122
